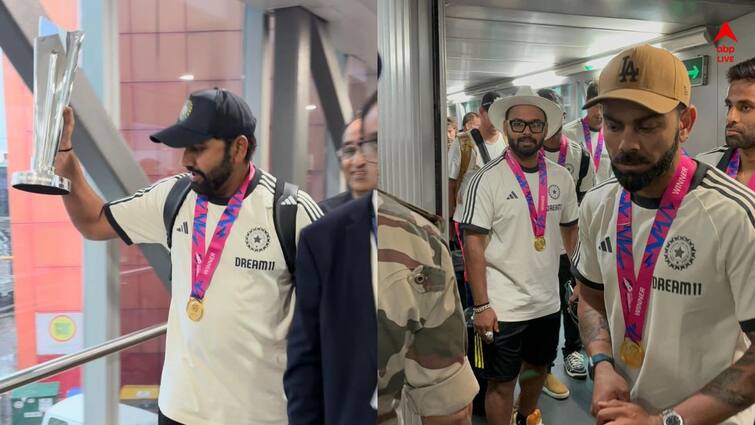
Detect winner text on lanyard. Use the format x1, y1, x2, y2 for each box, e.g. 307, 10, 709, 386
187, 165, 255, 321
725, 148, 755, 190
615, 156, 697, 368
506, 150, 548, 252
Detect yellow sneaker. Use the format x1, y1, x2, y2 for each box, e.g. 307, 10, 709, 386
543, 373, 570, 400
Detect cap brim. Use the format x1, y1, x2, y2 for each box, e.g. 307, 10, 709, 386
149, 124, 211, 148
582, 89, 680, 114
488, 95, 563, 139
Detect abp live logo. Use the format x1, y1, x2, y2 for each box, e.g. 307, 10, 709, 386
715, 21, 737, 63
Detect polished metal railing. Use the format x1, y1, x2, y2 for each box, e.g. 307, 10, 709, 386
0, 322, 167, 393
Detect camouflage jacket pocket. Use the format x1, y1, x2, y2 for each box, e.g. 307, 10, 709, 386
383, 264, 446, 295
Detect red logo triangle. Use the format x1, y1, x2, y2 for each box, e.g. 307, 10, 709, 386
714, 21, 737, 43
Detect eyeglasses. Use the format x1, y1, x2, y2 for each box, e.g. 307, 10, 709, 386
337, 138, 377, 161
508, 119, 546, 134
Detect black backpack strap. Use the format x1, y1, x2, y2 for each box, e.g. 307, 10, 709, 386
576, 147, 590, 203
716, 146, 736, 172
273, 178, 299, 277
163, 176, 192, 249
470, 128, 491, 164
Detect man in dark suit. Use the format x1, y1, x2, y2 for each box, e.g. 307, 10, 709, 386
319, 95, 379, 214
284, 92, 378, 425
284, 190, 376, 424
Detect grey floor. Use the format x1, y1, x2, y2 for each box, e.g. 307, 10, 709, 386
472, 329, 595, 425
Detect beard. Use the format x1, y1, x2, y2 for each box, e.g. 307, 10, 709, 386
725, 126, 755, 149
507, 134, 544, 158
188, 145, 234, 196
611, 131, 679, 193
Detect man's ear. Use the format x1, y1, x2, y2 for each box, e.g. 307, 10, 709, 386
679, 105, 697, 143
233, 135, 250, 162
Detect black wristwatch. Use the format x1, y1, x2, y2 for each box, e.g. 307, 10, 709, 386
661, 409, 684, 425
587, 353, 615, 380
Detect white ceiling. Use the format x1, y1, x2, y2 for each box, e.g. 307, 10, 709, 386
243, 0, 377, 73
446, 0, 755, 93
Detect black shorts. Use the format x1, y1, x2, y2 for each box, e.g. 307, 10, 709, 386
480, 312, 561, 382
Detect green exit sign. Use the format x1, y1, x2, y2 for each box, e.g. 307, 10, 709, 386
683, 56, 708, 87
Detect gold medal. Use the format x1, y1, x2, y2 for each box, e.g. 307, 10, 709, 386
534, 236, 546, 252
187, 298, 204, 321
620, 338, 644, 369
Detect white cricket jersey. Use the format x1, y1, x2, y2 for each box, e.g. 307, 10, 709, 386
572, 163, 755, 424
543, 137, 596, 255
541, 137, 596, 200
448, 131, 506, 222
105, 169, 323, 425
460, 155, 579, 322
696, 145, 734, 173
563, 118, 613, 184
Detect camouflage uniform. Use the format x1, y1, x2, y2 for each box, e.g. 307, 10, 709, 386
377, 190, 479, 424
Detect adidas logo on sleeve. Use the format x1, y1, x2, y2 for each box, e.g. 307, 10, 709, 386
598, 236, 612, 253
175, 221, 189, 234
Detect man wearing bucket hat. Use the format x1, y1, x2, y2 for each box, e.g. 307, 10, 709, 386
460, 86, 579, 425
572, 45, 755, 425
54, 88, 323, 424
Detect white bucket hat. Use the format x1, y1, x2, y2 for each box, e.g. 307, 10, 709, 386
488, 86, 564, 140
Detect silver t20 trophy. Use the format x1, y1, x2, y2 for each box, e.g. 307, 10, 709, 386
12, 30, 84, 195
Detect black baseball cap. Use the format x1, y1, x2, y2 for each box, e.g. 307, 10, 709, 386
481, 91, 501, 111
150, 88, 257, 148
586, 81, 599, 102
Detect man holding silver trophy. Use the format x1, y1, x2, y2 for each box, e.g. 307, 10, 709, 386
15, 27, 323, 425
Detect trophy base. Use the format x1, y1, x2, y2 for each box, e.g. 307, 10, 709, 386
12, 171, 71, 195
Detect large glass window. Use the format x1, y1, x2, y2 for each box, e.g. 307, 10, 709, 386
0, 2, 87, 412
0, 2, 375, 422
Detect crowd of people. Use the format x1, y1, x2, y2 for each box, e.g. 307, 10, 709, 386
50, 41, 754, 425
439, 46, 755, 425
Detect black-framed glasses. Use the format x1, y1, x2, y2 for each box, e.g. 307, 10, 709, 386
338, 138, 378, 160
507, 119, 546, 134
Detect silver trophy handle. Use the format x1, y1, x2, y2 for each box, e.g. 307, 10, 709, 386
49, 32, 84, 158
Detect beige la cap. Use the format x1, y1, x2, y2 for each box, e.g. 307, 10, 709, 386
583, 44, 691, 114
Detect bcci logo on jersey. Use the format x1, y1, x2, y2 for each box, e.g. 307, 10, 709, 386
663, 235, 696, 271
246, 227, 270, 252
548, 185, 561, 200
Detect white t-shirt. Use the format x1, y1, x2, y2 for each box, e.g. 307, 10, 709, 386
543, 137, 596, 255
696, 145, 733, 173
563, 118, 613, 184
573, 164, 755, 424
105, 170, 323, 425
460, 154, 579, 322
448, 131, 506, 222
541, 137, 596, 201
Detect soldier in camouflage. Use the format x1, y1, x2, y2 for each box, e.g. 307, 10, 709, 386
377, 190, 479, 425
